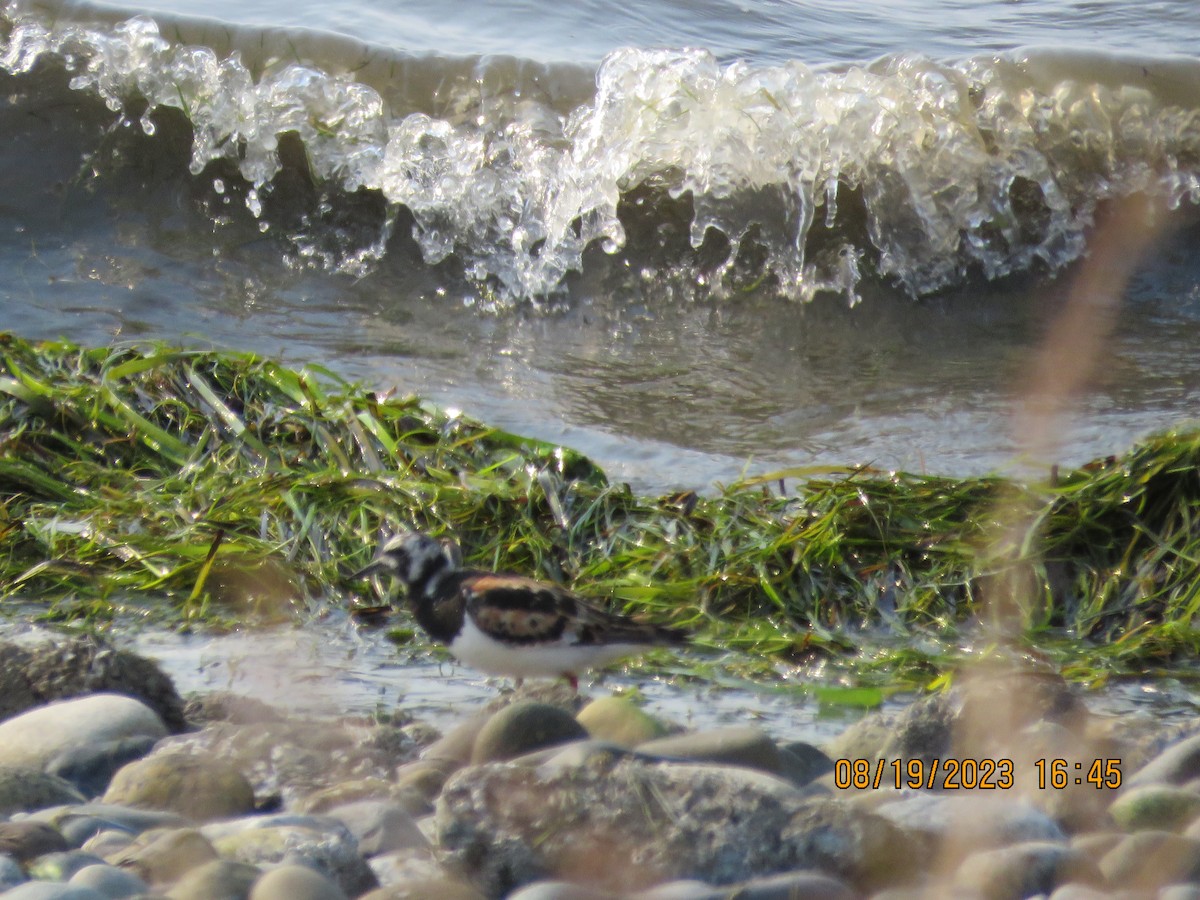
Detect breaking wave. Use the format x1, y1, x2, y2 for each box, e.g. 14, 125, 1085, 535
5, 0, 1200, 305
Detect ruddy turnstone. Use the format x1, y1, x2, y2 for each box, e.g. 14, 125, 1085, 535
351, 531, 688, 689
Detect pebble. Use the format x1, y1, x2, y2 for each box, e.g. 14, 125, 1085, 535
66, 863, 149, 898
25, 852, 107, 882
777, 742, 834, 787
470, 702, 588, 764
0, 822, 70, 862
78, 832, 133, 860
0, 768, 85, 817
31, 804, 191, 845
710, 870, 855, 900
506, 881, 618, 900
420, 714, 492, 770
1098, 830, 1200, 889
1126, 733, 1200, 788
628, 880, 720, 899
637, 725, 784, 776
0, 695, 167, 772
953, 841, 1097, 900
162, 859, 260, 900
110, 828, 220, 887
356, 877, 486, 899
436, 753, 888, 896
248, 864, 347, 900
200, 814, 377, 897
102, 752, 256, 822
12, 637, 186, 731
46, 736, 159, 799
325, 801, 430, 856
6, 672, 1200, 900
0, 885, 109, 900
1108, 784, 1200, 831
0, 855, 23, 891
875, 794, 1064, 861
300, 776, 432, 817
365, 845, 442, 885
575, 697, 668, 747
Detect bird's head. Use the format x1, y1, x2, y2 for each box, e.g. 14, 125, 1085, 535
351, 530, 456, 591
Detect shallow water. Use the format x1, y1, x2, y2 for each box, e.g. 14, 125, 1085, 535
0, 611, 878, 743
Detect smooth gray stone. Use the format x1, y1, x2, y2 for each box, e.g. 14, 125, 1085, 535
0, 770, 86, 818
247, 864, 347, 900
0, 855, 24, 891
325, 801, 429, 857
33, 805, 190, 845
68, 864, 150, 898
630, 881, 721, 900
637, 725, 783, 775
507, 882, 617, 900
0, 883, 109, 899
25, 852, 108, 882
162, 859, 260, 900
470, 703, 588, 764
715, 871, 854, 900
1127, 733, 1200, 788
46, 737, 159, 799
0, 696, 166, 772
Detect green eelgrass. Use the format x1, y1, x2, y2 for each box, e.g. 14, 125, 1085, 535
2, 331, 1199, 689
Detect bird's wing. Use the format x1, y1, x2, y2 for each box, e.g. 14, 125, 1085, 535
460, 573, 687, 647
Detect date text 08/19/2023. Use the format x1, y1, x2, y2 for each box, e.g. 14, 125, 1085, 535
833, 758, 1123, 791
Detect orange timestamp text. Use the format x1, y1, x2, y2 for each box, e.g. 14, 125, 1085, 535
833, 758, 1123, 791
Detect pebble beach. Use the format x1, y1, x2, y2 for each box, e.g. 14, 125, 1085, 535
0, 636, 1199, 900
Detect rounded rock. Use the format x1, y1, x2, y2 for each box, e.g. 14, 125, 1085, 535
636, 726, 783, 775
248, 864, 347, 900
300, 776, 432, 818
325, 801, 429, 857
1126, 733, 1200, 788
876, 794, 1063, 860
79, 831, 134, 860
200, 814, 376, 897
67, 863, 150, 898
111, 828, 220, 887
356, 878, 486, 899
1108, 784, 1200, 832
470, 702, 588, 764
46, 736, 160, 799
507, 881, 617, 899
576, 698, 668, 747
629, 881, 722, 900
0, 695, 167, 772
39, 803, 192, 844
0, 854, 24, 890
715, 870, 854, 900
421, 714, 492, 769
0, 767, 86, 817
19, 637, 186, 731
0, 884, 108, 900
776, 742, 834, 787
0, 822, 69, 862
103, 752, 255, 821
25, 851, 106, 882
954, 841, 1096, 900
164, 859, 260, 900
1098, 830, 1200, 888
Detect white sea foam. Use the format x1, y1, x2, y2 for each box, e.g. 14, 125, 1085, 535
4, 1, 1200, 304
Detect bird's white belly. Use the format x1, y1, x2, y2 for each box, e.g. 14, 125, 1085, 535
448, 622, 640, 678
